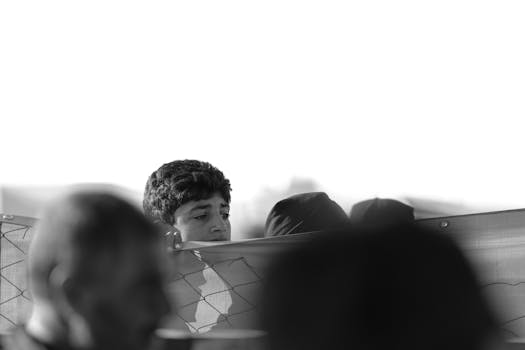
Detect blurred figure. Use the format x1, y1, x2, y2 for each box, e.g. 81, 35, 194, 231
265, 192, 347, 237
143, 160, 232, 244
261, 225, 501, 350
350, 197, 414, 226
1, 191, 170, 350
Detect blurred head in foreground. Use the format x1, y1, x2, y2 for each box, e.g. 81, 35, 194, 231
264, 192, 347, 237
349, 197, 415, 227
261, 224, 500, 350
143, 159, 232, 242
24, 191, 170, 350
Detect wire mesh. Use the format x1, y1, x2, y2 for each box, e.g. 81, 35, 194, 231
4, 213, 525, 338
0, 216, 35, 332
0, 216, 268, 334
165, 250, 264, 333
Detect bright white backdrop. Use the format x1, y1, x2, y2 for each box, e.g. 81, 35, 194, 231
1, 1, 525, 237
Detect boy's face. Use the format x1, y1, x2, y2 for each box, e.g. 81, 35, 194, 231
172, 192, 231, 241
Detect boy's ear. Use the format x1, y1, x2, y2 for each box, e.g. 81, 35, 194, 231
49, 265, 68, 295
62, 277, 80, 306
48, 265, 80, 310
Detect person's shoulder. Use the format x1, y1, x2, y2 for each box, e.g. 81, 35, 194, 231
0, 327, 45, 350
0, 330, 9, 350
0, 329, 17, 350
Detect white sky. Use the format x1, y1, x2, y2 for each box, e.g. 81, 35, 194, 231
1, 1, 525, 216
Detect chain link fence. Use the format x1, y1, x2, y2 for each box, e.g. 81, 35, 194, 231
0, 215, 287, 334
166, 252, 263, 333
0, 215, 35, 332
5, 212, 525, 339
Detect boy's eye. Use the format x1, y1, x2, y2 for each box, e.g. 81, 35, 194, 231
221, 213, 230, 220
194, 214, 208, 220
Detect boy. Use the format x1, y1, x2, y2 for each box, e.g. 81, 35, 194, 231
144, 160, 232, 243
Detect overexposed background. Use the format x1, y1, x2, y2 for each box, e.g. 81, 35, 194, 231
1, 1, 525, 238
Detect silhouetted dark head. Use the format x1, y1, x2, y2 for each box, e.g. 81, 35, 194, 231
350, 198, 414, 226
261, 224, 499, 350
28, 191, 170, 350
264, 192, 347, 237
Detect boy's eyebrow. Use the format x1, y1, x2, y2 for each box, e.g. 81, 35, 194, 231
220, 203, 230, 208
189, 204, 212, 213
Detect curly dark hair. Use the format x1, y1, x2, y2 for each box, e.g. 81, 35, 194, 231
143, 160, 232, 226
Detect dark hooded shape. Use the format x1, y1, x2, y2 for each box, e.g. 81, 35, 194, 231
350, 198, 414, 226
261, 225, 500, 350
264, 192, 348, 237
